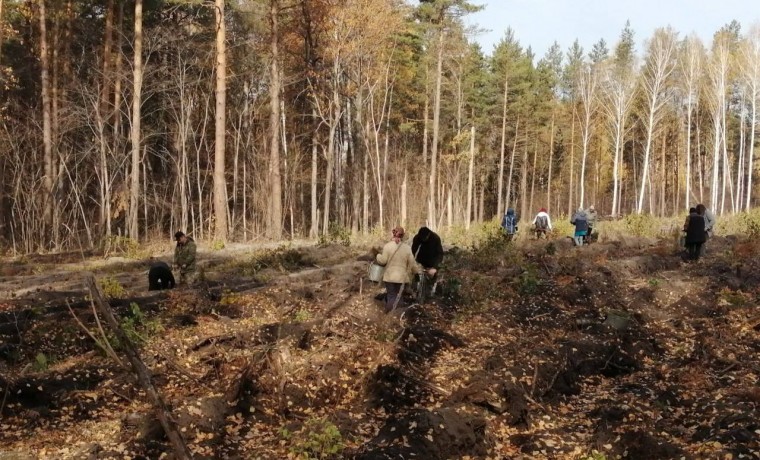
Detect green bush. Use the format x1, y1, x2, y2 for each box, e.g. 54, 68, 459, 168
33, 352, 50, 372
211, 240, 226, 251
232, 247, 313, 277
100, 277, 127, 299
110, 303, 162, 348
281, 418, 345, 459
318, 223, 351, 247
517, 264, 540, 295
103, 235, 143, 259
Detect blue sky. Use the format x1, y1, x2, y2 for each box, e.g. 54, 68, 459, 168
467, 0, 760, 58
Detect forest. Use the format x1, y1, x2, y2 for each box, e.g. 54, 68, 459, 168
0, 0, 758, 252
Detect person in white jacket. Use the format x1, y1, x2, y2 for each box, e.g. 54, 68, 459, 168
376, 226, 421, 312
532, 208, 553, 239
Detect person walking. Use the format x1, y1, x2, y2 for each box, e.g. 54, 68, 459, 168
571, 208, 589, 247
532, 208, 552, 239
174, 231, 197, 286
683, 207, 706, 261
501, 208, 519, 241
376, 226, 420, 312
585, 205, 598, 243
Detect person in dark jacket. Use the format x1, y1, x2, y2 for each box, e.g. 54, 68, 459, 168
501, 208, 519, 241
148, 261, 175, 290
412, 227, 444, 302
570, 208, 588, 246
412, 226, 443, 274
683, 207, 706, 261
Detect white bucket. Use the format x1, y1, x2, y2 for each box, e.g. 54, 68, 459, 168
368, 262, 385, 282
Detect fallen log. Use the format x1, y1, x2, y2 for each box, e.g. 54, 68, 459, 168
84, 274, 192, 460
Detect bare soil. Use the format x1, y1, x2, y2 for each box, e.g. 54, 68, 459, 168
0, 236, 758, 459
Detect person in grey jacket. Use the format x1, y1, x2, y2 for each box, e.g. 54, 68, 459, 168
585, 205, 598, 243
696, 204, 716, 255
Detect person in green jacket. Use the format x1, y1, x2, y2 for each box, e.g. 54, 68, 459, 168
174, 231, 197, 286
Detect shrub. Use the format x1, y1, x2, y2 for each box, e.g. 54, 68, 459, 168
211, 240, 226, 251
294, 309, 312, 323
103, 236, 143, 259
100, 277, 127, 299
318, 223, 351, 247
33, 352, 50, 372
517, 264, 540, 295
281, 418, 345, 459
231, 247, 313, 277
110, 303, 162, 348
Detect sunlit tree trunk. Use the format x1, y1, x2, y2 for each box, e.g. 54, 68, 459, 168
128, 0, 143, 239
428, 27, 444, 229
497, 76, 509, 216
39, 0, 54, 245
214, 0, 229, 240
465, 125, 475, 229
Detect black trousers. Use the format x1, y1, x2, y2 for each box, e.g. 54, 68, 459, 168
686, 242, 703, 260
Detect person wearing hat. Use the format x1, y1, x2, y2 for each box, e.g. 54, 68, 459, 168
173, 231, 197, 286
376, 226, 420, 312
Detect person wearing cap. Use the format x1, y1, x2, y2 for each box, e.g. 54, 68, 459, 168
173, 231, 197, 286
376, 226, 420, 312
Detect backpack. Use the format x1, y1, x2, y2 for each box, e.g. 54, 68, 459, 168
503, 215, 517, 234
536, 215, 548, 230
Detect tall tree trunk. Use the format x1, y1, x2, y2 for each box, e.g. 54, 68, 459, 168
529, 138, 538, 217
568, 107, 576, 215
520, 126, 529, 220
267, 0, 283, 239
505, 118, 519, 210
99, 0, 114, 238
747, 88, 758, 210
128, 0, 143, 240
309, 107, 319, 238
39, 0, 54, 245
428, 27, 444, 229
213, 0, 228, 240
465, 125, 475, 229
546, 110, 555, 213
497, 76, 509, 216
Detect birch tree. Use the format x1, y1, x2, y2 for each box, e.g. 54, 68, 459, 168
576, 62, 598, 209
740, 24, 760, 210
678, 35, 703, 210
636, 28, 677, 214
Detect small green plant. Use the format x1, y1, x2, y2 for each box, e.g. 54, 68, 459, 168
545, 242, 557, 256
294, 309, 312, 323
111, 303, 162, 348
517, 265, 540, 295
33, 352, 50, 372
100, 277, 127, 299
648, 278, 661, 288
211, 240, 226, 251
623, 213, 659, 237
103, 235, 143, 259
318, 223, 351, 247
583, 451, 608, 460
282, 418, 345, 460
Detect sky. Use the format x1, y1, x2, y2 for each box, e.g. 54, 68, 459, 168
467, 0, 760, 58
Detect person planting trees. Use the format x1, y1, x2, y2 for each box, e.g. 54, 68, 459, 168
695, 204, 715, 256
532, 208, 552, 239
585, 205, 598, 243
174, 231, 197, 286
412, 226, 444, 302
683, 207, 706, 261
501, 208, 519, 241
376, 226, 420, 312
571, 208, 589, 247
